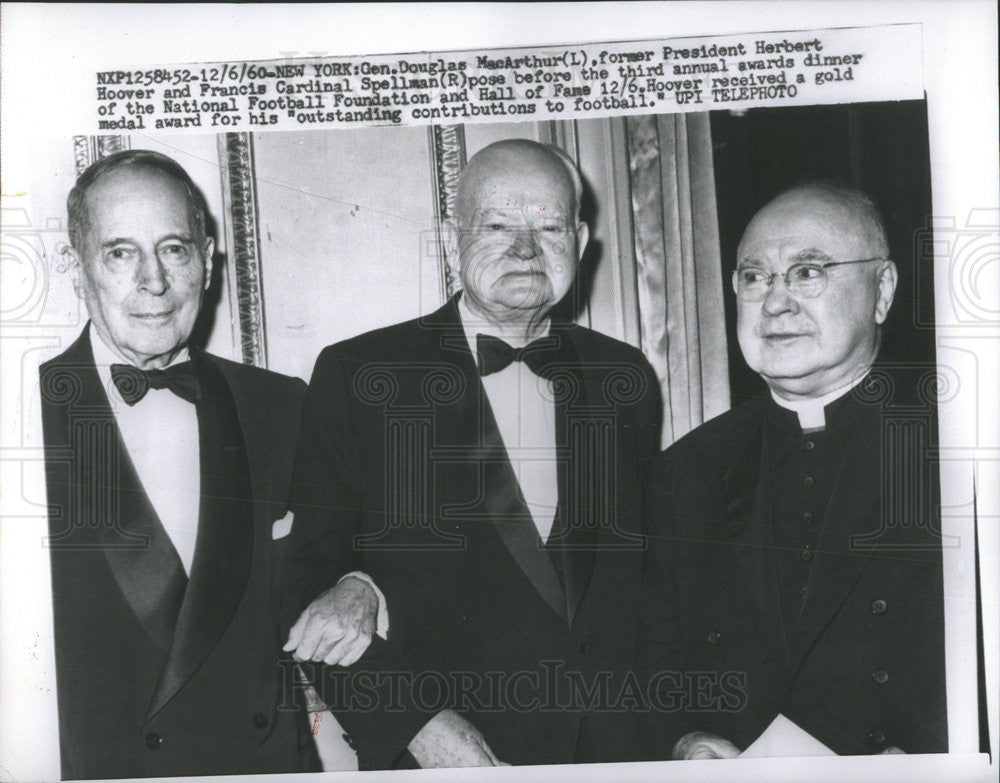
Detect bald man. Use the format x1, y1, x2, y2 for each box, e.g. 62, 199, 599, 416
638, 182, 947, 758
282, 140, 662, 767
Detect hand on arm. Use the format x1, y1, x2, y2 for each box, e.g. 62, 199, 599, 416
407, 710, 508, 768
283, 575, 377, 666
672, 731, 741, 760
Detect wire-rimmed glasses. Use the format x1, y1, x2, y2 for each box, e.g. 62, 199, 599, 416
733, 257, 885, 301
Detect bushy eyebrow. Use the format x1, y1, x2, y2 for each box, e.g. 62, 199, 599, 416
99, 237, 136, 249
471, 208, 568, 220
738, 247, 833, 266
736, 257, 764, 268
99, 233, 194, 249
789, 247, 833, 262
473, 210, 516, 220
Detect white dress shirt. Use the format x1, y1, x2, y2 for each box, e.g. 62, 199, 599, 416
336, 299, 561, 638
94, 326, 390, 636
459, 297, 560, 543
91, 326, 201, 575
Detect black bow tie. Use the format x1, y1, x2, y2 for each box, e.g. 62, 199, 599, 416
111, 362, 200, 405
476, 333, 564, 378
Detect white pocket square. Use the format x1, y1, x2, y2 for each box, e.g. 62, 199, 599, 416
272, 511, 294, 540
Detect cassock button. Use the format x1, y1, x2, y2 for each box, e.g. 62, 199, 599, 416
799, 586, 808, 600
707, 629, 721, 645
800, 547, 813, 562
144, 732, 162, 750
872, 668, 889, 685
252, 711, 269, 729
804, 440, 816, 451
803, 476, 815, 488
868, 729, 886, 745
871, 599, 888, 615
802, 512, 814, 525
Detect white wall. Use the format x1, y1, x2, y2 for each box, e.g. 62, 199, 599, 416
252, 127, 442, 381
252, 120, 641, 382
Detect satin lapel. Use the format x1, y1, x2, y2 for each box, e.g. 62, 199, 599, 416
789, 404, 879, 673
96, 427, 188, 654
545, 330, 596, 627
42, 328, 187, 653
436, 306, 568, 625
724, 408, 791, 665
147, 351, 254, 720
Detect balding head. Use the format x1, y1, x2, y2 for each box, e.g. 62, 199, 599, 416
734, 181, 897, 400
456, 139, 584, 225
68, 149, 208, 253
742, 181, 889, 264
447, 140, 589, 331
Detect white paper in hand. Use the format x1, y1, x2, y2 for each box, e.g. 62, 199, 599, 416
272, 511, 294, 540
740, 714, 836, 757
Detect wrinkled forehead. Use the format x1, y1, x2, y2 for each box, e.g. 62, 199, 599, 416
737, 193, 875, 266
84, 167, 198, 232
458, 154, 577, 221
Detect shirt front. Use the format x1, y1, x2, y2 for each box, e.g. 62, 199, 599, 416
458, 296, 559, 543
91, 325, 201, 575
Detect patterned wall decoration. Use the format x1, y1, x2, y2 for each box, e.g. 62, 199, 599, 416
218, 132, 268, 368
427, 125, 468, 300
71, 135, 130, 176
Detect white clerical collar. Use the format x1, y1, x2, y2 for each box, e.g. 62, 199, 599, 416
769, 371, 869, 432
457, 295, 551, 359
89, 323, 191, 403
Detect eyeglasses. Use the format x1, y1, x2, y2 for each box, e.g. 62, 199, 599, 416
733, 257, 884, 301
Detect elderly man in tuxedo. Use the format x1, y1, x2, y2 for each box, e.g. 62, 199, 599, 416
639, 181, 947, 759
282, 139, 663, 768
39, 150, 332, 778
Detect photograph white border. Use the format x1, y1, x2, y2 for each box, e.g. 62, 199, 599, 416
2, 4, 996, 782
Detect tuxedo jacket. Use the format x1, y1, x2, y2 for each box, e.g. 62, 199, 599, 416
40, 327, 316, 779
638, 372, 947, 756
283, 295, 662, 768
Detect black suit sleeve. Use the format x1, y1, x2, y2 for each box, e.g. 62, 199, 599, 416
638, 357, 663, 466
281, 347, 364, 630
280, 347, 432, 769
636, 452, 689, 760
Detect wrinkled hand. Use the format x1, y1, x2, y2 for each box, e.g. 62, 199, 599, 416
672, 731, 741, 760
283, 576, 376, 666
408, 710, 507, 768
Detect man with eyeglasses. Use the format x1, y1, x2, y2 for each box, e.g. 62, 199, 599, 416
638, 181, 946, 759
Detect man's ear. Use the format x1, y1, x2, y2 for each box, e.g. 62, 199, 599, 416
65, 245, 85, 300
576, 221, 590, 261
874, 260, 898, 325
442, 217, 461, 283
202, 237, 215, 291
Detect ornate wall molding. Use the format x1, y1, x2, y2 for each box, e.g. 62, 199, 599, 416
219, 132, 268, 368
537, 119, 579, 162
428, 125, 467, 301
72, 135, 130, 176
